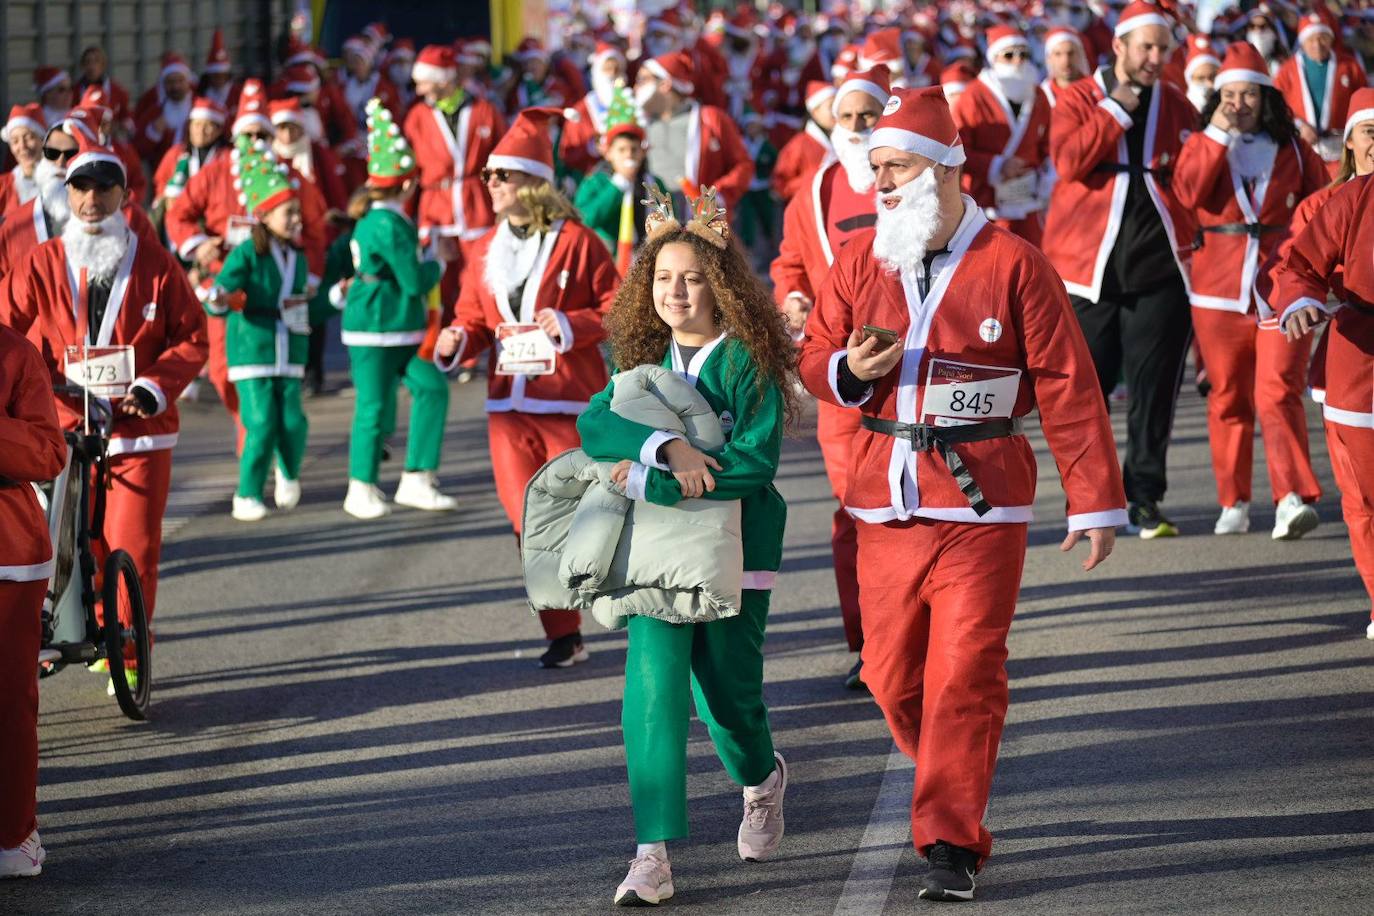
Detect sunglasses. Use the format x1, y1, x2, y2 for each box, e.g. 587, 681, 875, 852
43, 146, 78, 162
480, 167, 513, 185
999, 49, 1033, 62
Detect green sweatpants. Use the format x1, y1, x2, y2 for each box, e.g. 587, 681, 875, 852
347, 345, 450, 482
235, 376, 307, 499
622, 589, 776, 843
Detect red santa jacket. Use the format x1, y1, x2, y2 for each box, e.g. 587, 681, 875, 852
7, 233, 208, 455
403, 97, 506, 243
268, 79, 360, 157
771, 122, 832, 200
558, 92, 608, 180
1043, 72, 1197, 303
151, 142, 225, 201
164, 154, 329, 278
0, 324, 66, 582
439, 218, 617, 414
670, 102, 755, 208
1275, 175, 1374, 429
770, 160, 875, 306
1173, 125, 1327, 316
1274, 53, 1368, 150
799, 201, 1127, 528
132, 86, 193, 163
1040, 78, 1074, 109
0, 166, 38, 215
954, 72, 1053, 221
114, 140, 149, 204
197, 77, 243, 113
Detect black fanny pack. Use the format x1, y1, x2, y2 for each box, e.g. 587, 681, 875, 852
860, 417, 1024, 517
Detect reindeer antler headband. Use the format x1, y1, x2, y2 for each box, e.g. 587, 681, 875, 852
642, 183, 730, 249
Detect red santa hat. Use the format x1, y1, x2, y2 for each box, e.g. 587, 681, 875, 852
2, 103, 46, 142
941, 61, 977, 95
511, 37, 549, 63
453, 39, 484, 68
284, 39, 326, 70
269, 98, 305, 128
1184, 39, 1222, 81
1213, 41, 1273, 90
1114, 2, 1172, 39
590, 41, 626, 68
65, 129, 126, 187
486, 107, 563, 185
723, 9, 757, 39
859, 28, 903, 70
282, 64, 321, 95
804, 80, 837, 112
205, 29, 232, 75
63, 104, 112, 144
363, 22, 391, 48
33, 67, 71, 96
159, 52, 194, 84
831, 44, 861, 82
1043, 27, 1085, 56
1295, 14, 1333, 46
643, 51, 696, 97
412, 45, 458, 85
343, 36, 378, 66
1343, 87, 1374, 142
869, 85, 965, 167
386, 39, 416, 67
985, 25, 1030, 62
647, 10, 683, 37
832, 68, 892, 117
232, 78, 271, 136
189, 96, 227, 125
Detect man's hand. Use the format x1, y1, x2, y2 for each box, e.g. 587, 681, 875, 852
1061, 526, 1116, 572
845, 327, 903, 382
1108, 83, 1140, 114
1282, 304, 1325, 341
663, 438, 722, 498
782, 294, 812, 334
436, 327, 463, 359
1001, 156, 1030, 180
610, 459, 633, 489
194, 238, 223, 270
117, 393, 153, 419
534, 307, 563, 343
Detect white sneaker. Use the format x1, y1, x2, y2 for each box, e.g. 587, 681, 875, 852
737, 751, 787, 862
393, 470, 457, 511
1272, 493, 1318, 541
1213, 502, 1250, 535
0, 829, 44, 878
231, 495, 269, 522
1365, 619, 1374, 640
274, 467, 301, 510
614, 853, 673, 906
343, 479, 391, 520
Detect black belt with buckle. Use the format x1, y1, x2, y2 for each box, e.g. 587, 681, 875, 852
1201, 222, 1286, 239
860, 417, 1024, 517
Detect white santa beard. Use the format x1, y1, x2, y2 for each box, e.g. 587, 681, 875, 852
992, 63, 1037, 105
274, 137, 314, 178
830, 125, 876, 192
36, 160, 72, 228
591, 69, 617, 108
62, 211, 130, 285
872, 168, 942, 275
482, 221, 541, 301
299, 107, 325, 143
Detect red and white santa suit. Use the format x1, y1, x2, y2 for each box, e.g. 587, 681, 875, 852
273, 46, 361, 163
0, 324, 66, 854
338, 36, 403, 189
197, 28, 242, 112
1171, 45, 1327, 513
799, 87, 1126, 864
7, 138, 207, 657
1274, 173, 1374, 634
0, 105, 46, 215
952, 28, 1053, 245
132, 53, 197, 165
1038, 27, 1089, 111
1274, 15, 1369, 167
434, 111, 618, 643
270, 99, 349, 212
559, 43, 627, 180
770, 82, 836, 200
77, 86, 148, 205
770, 69, 888, 652
150, 97, 228, 202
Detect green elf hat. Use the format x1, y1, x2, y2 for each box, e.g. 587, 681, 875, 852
364, 97, 416, 187
229, 133, 298, 217
602, 81, 644, 145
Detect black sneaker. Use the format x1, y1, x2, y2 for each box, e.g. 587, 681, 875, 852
918, 841, 978, 902
539, 633, 590, 669
844, 658, 868, 692
1126, 502, 1179, 539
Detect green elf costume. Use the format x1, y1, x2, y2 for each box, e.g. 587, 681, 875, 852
339, 99, 454, 520
206, 135, 327, 521
734, 105, 779, 252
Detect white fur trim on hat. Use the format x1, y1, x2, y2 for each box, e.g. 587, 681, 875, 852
1297, 21, 1334, 45
1346, 107, 1374, 141
232, 114, 271, 136
643, 59, 693, 95
36, 70, 70, 95
832, 80, 889, 116
1184, 54, 1221, 81
1214, 69, 1272, 90
986, 34, 1030, 61
806, 85, 837, 110
485, 154, 554, 185
271, 108, 303, 126
190, 104, 226, 124
412, 61, 456, 85
161, 61, 193, 81
868, 126, 966, 167
66, 151, 127, 183
1044, 31, 1084, 53
1115, 12, 1170, 38
2, 115, 45, 143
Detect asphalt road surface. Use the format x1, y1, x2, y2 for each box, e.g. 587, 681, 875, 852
4, 357, 1372, 916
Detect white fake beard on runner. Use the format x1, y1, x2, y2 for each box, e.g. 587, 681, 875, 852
872, 167, 941, 275
830, 124, 876, 193
591, 68, 617, 109
36, 158, 72, 228
62, 210, 130, 286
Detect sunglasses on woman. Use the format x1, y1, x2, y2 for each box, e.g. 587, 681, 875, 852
43, 146, 78, 163
480, 167, 513, 185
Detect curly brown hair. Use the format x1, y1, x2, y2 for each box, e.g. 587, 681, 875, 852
605, 229, 800, 428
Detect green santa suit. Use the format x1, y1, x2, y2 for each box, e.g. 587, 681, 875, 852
573, 167, 668, 253
735, 132, 779, 249
576, 334, 787, 843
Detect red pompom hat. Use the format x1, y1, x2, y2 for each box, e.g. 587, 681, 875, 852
486, 107, 564, 185
868, 85, 966, 167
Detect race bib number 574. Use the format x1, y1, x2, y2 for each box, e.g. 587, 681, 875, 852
921, 359, 1021, 421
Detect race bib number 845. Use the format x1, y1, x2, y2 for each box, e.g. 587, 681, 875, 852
921, 359, 1021, 422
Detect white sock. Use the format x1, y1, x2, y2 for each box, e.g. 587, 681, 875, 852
636, 842, 667, 861
746, 767, 780, 795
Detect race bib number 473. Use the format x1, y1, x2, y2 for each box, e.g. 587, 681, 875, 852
64, 345, 135, 397
921, 359, 1021, 422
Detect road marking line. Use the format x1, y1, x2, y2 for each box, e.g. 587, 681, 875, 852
834, 743, 913, 916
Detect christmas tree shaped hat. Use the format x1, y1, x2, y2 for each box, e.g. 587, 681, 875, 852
602, 82, 644, 145
229, 132, 297, 216
365, 98, 416, 186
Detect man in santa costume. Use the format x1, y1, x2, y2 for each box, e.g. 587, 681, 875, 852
151, 96, 227, 207
340, 34, 402, 132
5, 130, 207, 691
133, 53, 197, 166
800, 85, 1125, 901
270, 98, 348, 212
1181, 36, 1222, 112
1043, 1, 1197, 539
633, 50, 754, 211
383, 40, 418, 113
198, 29, 242, 111
560, 42, 629, 180
276, 42, 360, 161
1041, 27, 1090, 108
32, 67, 74, 130
75, 46, 132, 130
0, 104, 47, 214
771, 68, 887, 687
72, 89, 146, 208
953, 25, 1053, 245
771, 81, 836, 201
1274, 13, 1369, 167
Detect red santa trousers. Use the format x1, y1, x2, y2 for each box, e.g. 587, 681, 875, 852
94, 449, 172, 660
206, 317, 245, 453
1191, 308, 1320, 507
856, 517, 1028, 864
1324, 421, 1374, 621
487, 411, 583, 641
816, 400, 862, 650
0, 579, 46, 848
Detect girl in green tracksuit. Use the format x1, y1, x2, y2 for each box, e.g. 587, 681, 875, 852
574, 195, 799, 906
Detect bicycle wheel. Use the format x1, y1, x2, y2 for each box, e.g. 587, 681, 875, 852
102, 549, 151, 721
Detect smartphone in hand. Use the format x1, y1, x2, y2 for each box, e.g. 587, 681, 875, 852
862, 324, 900, 350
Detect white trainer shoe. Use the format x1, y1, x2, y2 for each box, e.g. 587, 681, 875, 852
1365, 619, 1374, 640
393, 470, 457, 511
1213, 501, 1250, 535
231, 495, 269, 522
274, 467, 301, 510
614, 852, 673, 906
1272, 493, 1318, 541
737, 751, 787, 862
0, 829, 45, 878
343, 479, 391, 520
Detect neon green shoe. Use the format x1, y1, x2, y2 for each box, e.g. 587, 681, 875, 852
87, 658, 109, 674
106, 667, 139, 697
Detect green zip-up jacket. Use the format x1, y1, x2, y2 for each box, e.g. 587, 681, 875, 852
209, 238, 323, 381
341, 203, 441, 347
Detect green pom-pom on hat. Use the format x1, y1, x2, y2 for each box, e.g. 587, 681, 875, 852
602, 81, 645, 145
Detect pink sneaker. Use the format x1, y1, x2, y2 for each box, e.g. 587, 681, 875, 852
0, 829, 45, 878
